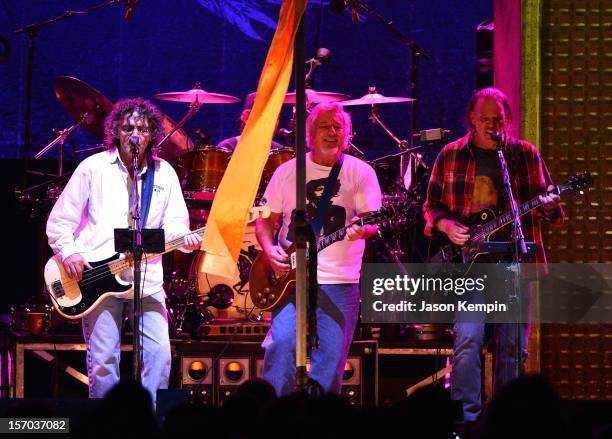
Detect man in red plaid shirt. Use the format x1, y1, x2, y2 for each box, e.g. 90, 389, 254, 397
423, 87, 564, 422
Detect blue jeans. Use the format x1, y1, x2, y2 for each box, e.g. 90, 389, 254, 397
262, 284, 361, 396
451, 285, 531, 422
82, 291, 171, 404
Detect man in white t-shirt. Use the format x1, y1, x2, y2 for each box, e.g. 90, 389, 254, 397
256, 102, 382, 396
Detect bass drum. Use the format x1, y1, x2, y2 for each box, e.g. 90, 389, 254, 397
164, 224, 270, 321
188, 145, 232, 192
259, 147, 294, 196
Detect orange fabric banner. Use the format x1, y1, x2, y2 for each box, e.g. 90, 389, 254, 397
200, 0, 307, 278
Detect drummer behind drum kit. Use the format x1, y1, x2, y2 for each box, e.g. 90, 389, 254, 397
20, 75, 434, 337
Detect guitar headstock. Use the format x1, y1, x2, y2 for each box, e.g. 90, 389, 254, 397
360, 204, 399, 227
558, 171, 593, 196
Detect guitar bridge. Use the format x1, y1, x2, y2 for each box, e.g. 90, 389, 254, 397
51, 280, 65, 298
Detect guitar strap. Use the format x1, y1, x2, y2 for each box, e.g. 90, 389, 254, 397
311, 153, 344, 236
307, 153, 344, 355
139, 154, 156, 228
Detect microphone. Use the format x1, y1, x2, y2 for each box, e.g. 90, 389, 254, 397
307, 47, 331, 66
124, 0, 139, 21
489, 131, 503, 142
305, 48, 331, 87
129, 135, 140, 148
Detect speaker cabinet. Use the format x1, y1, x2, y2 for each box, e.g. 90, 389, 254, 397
174, 339, 377, 406
218, 357, 250, 405
180, 356, 213, 404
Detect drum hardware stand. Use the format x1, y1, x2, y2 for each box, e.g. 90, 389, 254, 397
347, 138, 366, 159
171, 288, 215, 338
367, 99, 424, 192
74, 144, 106, 155
34, 114, 89, 177
375, 227, 406, 263
13, 0, 133, 189
16, 117, 84, 218
368, 100, 409, 149
14, 173, 72, 211
370, 146, 423, 164
153, 84, 204, 154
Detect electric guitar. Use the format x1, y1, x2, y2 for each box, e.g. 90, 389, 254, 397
248, 203, 407, 311
427, 172, 593, 266
45, 206, 270, 319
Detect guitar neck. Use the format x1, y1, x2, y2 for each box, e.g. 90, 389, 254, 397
161, 226, 207, 254
471, 192, 551, 240
316, 218, 369, 252
107, 226, 207, 273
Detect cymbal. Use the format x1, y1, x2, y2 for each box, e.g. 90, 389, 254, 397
339, 91, 415, 106
284, 89, 350, 104
155, 113, 195, 166
153, 86, 240, 104
54, 76, 114, 139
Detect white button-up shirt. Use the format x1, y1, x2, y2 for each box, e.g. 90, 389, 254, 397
47, 149, 191, 297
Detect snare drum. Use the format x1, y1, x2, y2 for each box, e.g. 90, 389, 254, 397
188, 146, 232, 192
261, 147, 294, 189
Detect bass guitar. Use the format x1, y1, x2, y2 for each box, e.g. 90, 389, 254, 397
45, 206, 270, 319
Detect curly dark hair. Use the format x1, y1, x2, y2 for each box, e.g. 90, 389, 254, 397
104, 98, 164, 151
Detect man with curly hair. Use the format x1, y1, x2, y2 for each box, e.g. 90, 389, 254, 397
47, 98, 201, 403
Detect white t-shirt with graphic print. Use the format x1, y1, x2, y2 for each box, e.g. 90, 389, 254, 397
262, 153, 382, 284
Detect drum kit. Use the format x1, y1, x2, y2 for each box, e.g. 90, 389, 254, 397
18, 74, 430, 337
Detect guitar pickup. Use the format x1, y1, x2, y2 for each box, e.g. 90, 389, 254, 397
51, 280, 65, 298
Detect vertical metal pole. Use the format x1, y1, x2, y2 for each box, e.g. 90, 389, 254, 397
402, 50, 418, 179
21, 32, 36, 189
294, 8, 308, 391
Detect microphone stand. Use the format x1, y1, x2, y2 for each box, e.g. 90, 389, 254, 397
130, 142, 144, 382
495, 132, 528, 378
293, 11, 317, 393
13, 0, 128, 189
346, 0, 429, 178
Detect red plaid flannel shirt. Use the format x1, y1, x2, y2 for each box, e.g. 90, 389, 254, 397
423, 133, 564, 263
